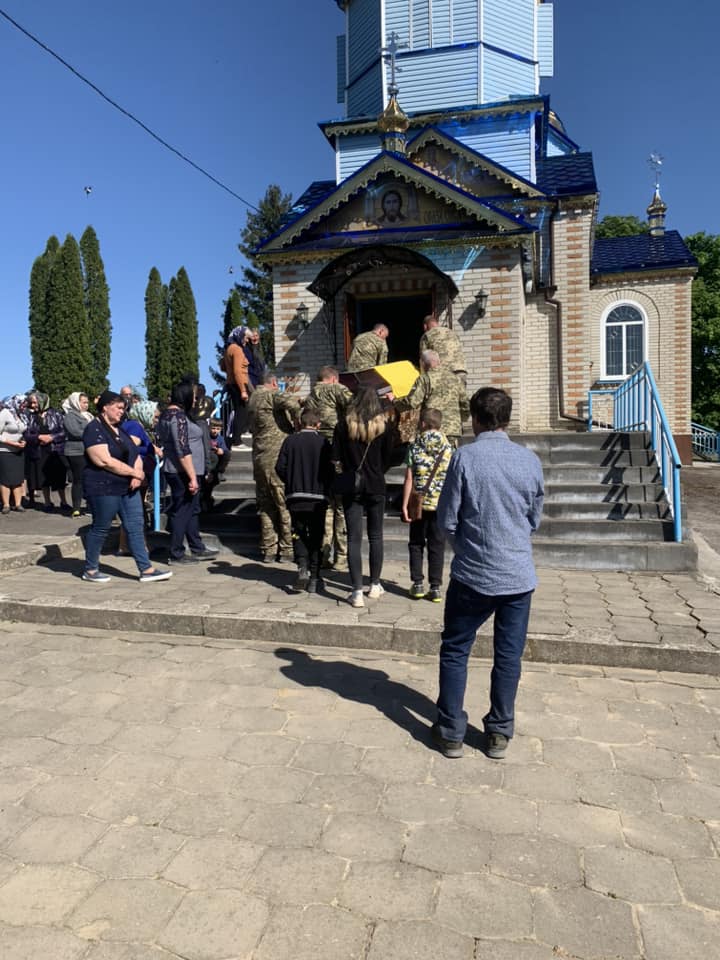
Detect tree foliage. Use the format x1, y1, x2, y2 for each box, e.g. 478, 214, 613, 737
686, 232, 720, 427
209, 288, 245, 386
169, 266, 199, 385
80, 226, 111, 398
29, 235, 60, 389
42, 234, 92, 404
236, 184, 293, 361
144, 267, 172, 401
595, 215, 649, 239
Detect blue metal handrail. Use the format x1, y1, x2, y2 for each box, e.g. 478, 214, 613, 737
588, 362, 683, 542
691, 421, 720, 460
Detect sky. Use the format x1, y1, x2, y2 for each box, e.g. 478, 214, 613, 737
1, 0, 718, 397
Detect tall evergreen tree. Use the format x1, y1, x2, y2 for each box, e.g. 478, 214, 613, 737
42, 234, 92, 404
686, 232, 720, 427
236, 184, 293, 361
80, 226, 111, 398
169, 266, 199, 384
28, 235, 60, 389
209, 288, 245, 385
145, 267, 163, 398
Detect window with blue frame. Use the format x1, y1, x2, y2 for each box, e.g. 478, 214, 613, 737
602, 303, 645, 378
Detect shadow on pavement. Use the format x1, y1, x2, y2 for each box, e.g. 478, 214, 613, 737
274, 646, 483, 751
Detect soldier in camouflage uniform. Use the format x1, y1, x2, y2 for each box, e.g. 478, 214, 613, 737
248, 372, 300, 561
419, 315, 467, 385
346, 324, 389, 372
303, 366, 353, 570
395, 350, 470, 442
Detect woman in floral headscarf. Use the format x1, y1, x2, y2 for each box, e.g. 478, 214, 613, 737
23, 391, 68, 512
62, 392, 93, 517
116, 399, 160, 554
222, 325, 250, 448
0, 395, 28, 513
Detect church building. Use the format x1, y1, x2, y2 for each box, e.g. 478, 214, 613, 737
258, 0, 696, 458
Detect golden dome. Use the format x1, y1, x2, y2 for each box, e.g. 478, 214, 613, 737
378, 94, 409, 134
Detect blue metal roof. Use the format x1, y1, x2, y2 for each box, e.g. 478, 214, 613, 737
536, 153, 597, 196
278, 181, 336, 231
591, 231, 697, 276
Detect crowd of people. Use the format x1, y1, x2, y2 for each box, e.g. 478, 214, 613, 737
1, 316, 543, 758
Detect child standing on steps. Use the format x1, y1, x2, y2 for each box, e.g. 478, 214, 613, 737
401, 408, 452, 602
275, 408, 334, 594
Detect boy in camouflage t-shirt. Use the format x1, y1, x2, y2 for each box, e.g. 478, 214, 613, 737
401, 408, 452, 602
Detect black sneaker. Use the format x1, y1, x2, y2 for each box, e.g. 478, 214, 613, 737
431, 723, 464, 759
306, 578, 323, 594
409, 581, 425, 599
425, 587, 442, 603
486, 732, 509, 759
168, 554, 200, 564
192, 548, 219, 560
291, 570, 310, 592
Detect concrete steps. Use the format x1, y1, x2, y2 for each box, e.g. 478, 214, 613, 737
198, 431, 696, 572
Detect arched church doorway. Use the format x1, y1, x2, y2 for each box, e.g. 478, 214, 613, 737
352, 293, 432, 365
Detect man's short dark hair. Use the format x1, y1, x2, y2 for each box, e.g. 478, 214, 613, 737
301, 408, 321, 428
318, 365, 338, 381
470, 387, 512, 430
420, 408, 443, 431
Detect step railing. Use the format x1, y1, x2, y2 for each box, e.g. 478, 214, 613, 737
588, 362, 683, 541
691, 421, 720, 460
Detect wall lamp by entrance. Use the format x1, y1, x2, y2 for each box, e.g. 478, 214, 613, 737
295, 302, 310, 330
474, 288, 489, 319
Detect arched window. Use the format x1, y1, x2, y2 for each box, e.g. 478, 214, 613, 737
602, 303, 646, 379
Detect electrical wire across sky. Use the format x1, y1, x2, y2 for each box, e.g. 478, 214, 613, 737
0, 6, 259, 211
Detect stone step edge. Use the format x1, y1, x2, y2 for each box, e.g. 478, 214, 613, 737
0, 536, 84, 573
0, 597, 716, 676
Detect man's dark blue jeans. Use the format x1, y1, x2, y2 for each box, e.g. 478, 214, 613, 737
436, 577, 533, 742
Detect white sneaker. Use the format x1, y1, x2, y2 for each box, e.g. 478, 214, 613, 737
349, 590, 365, 608
367, 582, 384, 599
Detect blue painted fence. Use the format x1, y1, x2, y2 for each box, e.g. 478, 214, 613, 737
588, 362, 683, 543
691, 421, 720, 461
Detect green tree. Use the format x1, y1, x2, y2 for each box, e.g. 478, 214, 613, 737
595, 215, 649, 239
42, 234, 92, 404
80, 225, 112, 398
145, 267, 167, 399
686, 232, 720, 427
169, 266, 199, 384
28, 235, 60, 389
209, 288, 245, 385
236, 183, 293, 360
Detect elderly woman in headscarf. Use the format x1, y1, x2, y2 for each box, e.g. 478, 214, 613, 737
222, 325, 250, 449
62, 392, 93, 517
23, 390, 69, 512
0, 395, 28, 513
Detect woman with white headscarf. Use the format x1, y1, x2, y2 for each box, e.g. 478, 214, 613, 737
0, 395, 28, 513
222, 325, 250, 448
62, 392, 93, 517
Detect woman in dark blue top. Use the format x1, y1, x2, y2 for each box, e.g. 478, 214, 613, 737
81, 391, 171, 584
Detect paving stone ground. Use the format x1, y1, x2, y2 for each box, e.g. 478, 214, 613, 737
0, 620, 718, 959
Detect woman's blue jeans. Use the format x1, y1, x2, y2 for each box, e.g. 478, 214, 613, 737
85, 491, 151, 574
436, 577, 533, 742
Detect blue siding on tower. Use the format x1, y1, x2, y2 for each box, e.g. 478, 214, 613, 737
395, 46, 479, 111
337, 35, 347, 104
337, 132, 382, 180
431, 0, 452, 46
386, 0, 410, 46
412, 0, 431, 48
483, 0, 535, 61
483, 47, 535, 102
440, 113, 534, 179
453, 0, 478, 43
348, 0, 381, 81
537, 3, 554, 77
347, 62, 383, 116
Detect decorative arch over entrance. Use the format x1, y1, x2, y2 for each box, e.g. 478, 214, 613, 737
309, 245, 458, 365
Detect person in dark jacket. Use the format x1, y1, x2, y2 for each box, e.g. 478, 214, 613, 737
332, 387, 396, 608
23, 391, 68, 512
275, 408, 333, 594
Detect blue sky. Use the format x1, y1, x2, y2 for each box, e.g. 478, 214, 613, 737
1, 0, 718, 397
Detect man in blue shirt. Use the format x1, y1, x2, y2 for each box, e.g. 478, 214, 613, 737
434, 387, 544, 760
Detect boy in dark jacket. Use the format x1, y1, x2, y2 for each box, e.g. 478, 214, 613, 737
275, 408, 334, 593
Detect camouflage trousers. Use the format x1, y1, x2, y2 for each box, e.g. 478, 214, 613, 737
322, 494, 348, 565
253, 462, 292, 557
